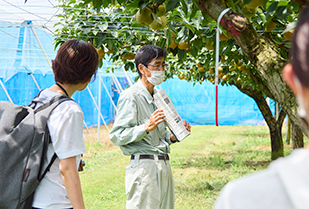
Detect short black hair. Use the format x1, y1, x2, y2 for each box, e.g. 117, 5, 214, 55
135, 45, 167, 78
292, 4, 309, 87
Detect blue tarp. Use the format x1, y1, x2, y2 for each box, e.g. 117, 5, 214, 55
0, 72, 114, 127
0, 73, 267, 126
0, 21, 115, 127
0, 22, 270, 126
160, 79, 266, 125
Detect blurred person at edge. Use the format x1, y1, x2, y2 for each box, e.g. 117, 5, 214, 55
32, 39, 98, 209
214, 5, 309, 209
109, 45, 191, 209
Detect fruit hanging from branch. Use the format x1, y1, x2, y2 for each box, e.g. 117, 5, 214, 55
243, 0, 266, 9
178, 40, 189, 50
136, 7, 153, 26
283, 30, 294, 41
150, 15, 167, 30
169, 39, 178, 49
157, 5, 165, 16
265, 21, 276, 32
96, 48, 105, 59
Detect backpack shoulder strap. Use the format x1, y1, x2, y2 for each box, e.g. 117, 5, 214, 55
34, 93, 73, 181
38, 153, 57, 182
33, 94, 73, 114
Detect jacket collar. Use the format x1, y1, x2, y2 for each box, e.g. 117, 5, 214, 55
137, 79, 158, 104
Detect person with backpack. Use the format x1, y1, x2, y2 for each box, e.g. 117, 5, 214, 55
31, 39, 99, 209
213, 5, 309, 209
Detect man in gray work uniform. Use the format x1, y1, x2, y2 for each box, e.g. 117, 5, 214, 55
109, 45, 191, 209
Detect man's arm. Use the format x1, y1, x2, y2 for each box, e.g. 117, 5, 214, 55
59, 156, 85, 209
109, 97, 148, 146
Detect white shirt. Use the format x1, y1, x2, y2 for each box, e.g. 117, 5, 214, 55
32, 90, 86, 209
214, 149, 309, 209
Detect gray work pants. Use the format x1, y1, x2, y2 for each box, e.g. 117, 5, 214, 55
125, 154, 174, 209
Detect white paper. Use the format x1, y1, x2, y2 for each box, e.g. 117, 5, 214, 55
154, 89, 190, 141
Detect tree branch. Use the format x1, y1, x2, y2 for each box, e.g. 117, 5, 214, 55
278, 109, 287, 127
195, 0, 307, 136
249, 71, 274, 100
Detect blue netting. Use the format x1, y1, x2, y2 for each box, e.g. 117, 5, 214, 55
0, 72, 272, 126
0, 21, 57, 81
0, 72, 113, 127
159, 78, 268, 125
0, 22, 273, 126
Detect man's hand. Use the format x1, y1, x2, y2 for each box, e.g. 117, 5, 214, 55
170, 120, 191, 143
183, 120, 191, 132
145, 109, 165, 133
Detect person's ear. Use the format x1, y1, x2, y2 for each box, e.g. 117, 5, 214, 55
138, 63, 146, 75
283, 63, 299, 96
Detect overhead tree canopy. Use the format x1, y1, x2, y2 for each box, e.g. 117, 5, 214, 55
54, 0, 307, 159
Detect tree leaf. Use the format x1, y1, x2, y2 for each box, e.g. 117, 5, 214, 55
98, 23, 109, 32
178, 48, 185, 59
168, 21, 177, 32
266, 2, 278, 20
190, 3, 199, 20
110, 30, 118, 38
180, 0, 188, 16
92, 0, 103, 9
178, 27, 188, 43
152, 13, 162, 24
263, 0, 268, 7
256, 8, 266, 24
94, 35, 105, 48
243, 0, 253, 5
165, 28, 172, 47
276, 6, 290, 19
283, 21, 297, 34
185, 23, 195, 33
125, 1, 140, 8
280, 49, 288, 59
103, 0, 110, 7
117, 0, 127, 5
93, 29, 99, 36
138, 1, 149, 10
154, 0, 164, 3
192, 18, 201, 30
287, 2, 299, 13
99, 58, 103, 68
166, 0, 180, 12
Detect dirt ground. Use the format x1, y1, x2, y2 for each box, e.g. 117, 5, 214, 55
82, 123, 115, 147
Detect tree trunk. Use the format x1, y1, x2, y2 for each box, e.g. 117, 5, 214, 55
286, 117, 291, 145
195, 0, 307, 137
292, 123, 304, 149
233, 82, 285, 160
269, 115, 285, 160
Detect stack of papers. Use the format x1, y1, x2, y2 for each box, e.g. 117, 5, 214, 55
154, 89, 190, 141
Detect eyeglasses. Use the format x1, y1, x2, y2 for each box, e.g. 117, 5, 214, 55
147, 63, 168, 70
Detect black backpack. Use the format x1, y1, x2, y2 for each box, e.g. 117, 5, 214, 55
0, 92, 72, 209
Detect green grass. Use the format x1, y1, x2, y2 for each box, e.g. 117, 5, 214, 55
80, 125, 296, 209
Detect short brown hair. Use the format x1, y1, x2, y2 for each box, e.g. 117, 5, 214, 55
52, 39, 99, 84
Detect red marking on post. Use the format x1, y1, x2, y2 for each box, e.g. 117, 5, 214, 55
216, 85, 219, 126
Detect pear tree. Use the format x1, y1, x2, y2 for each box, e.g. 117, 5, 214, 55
54, 0, 307, 160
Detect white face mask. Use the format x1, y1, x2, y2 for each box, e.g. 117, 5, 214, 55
144, 66, 165, 86
294, 77, 308, 123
